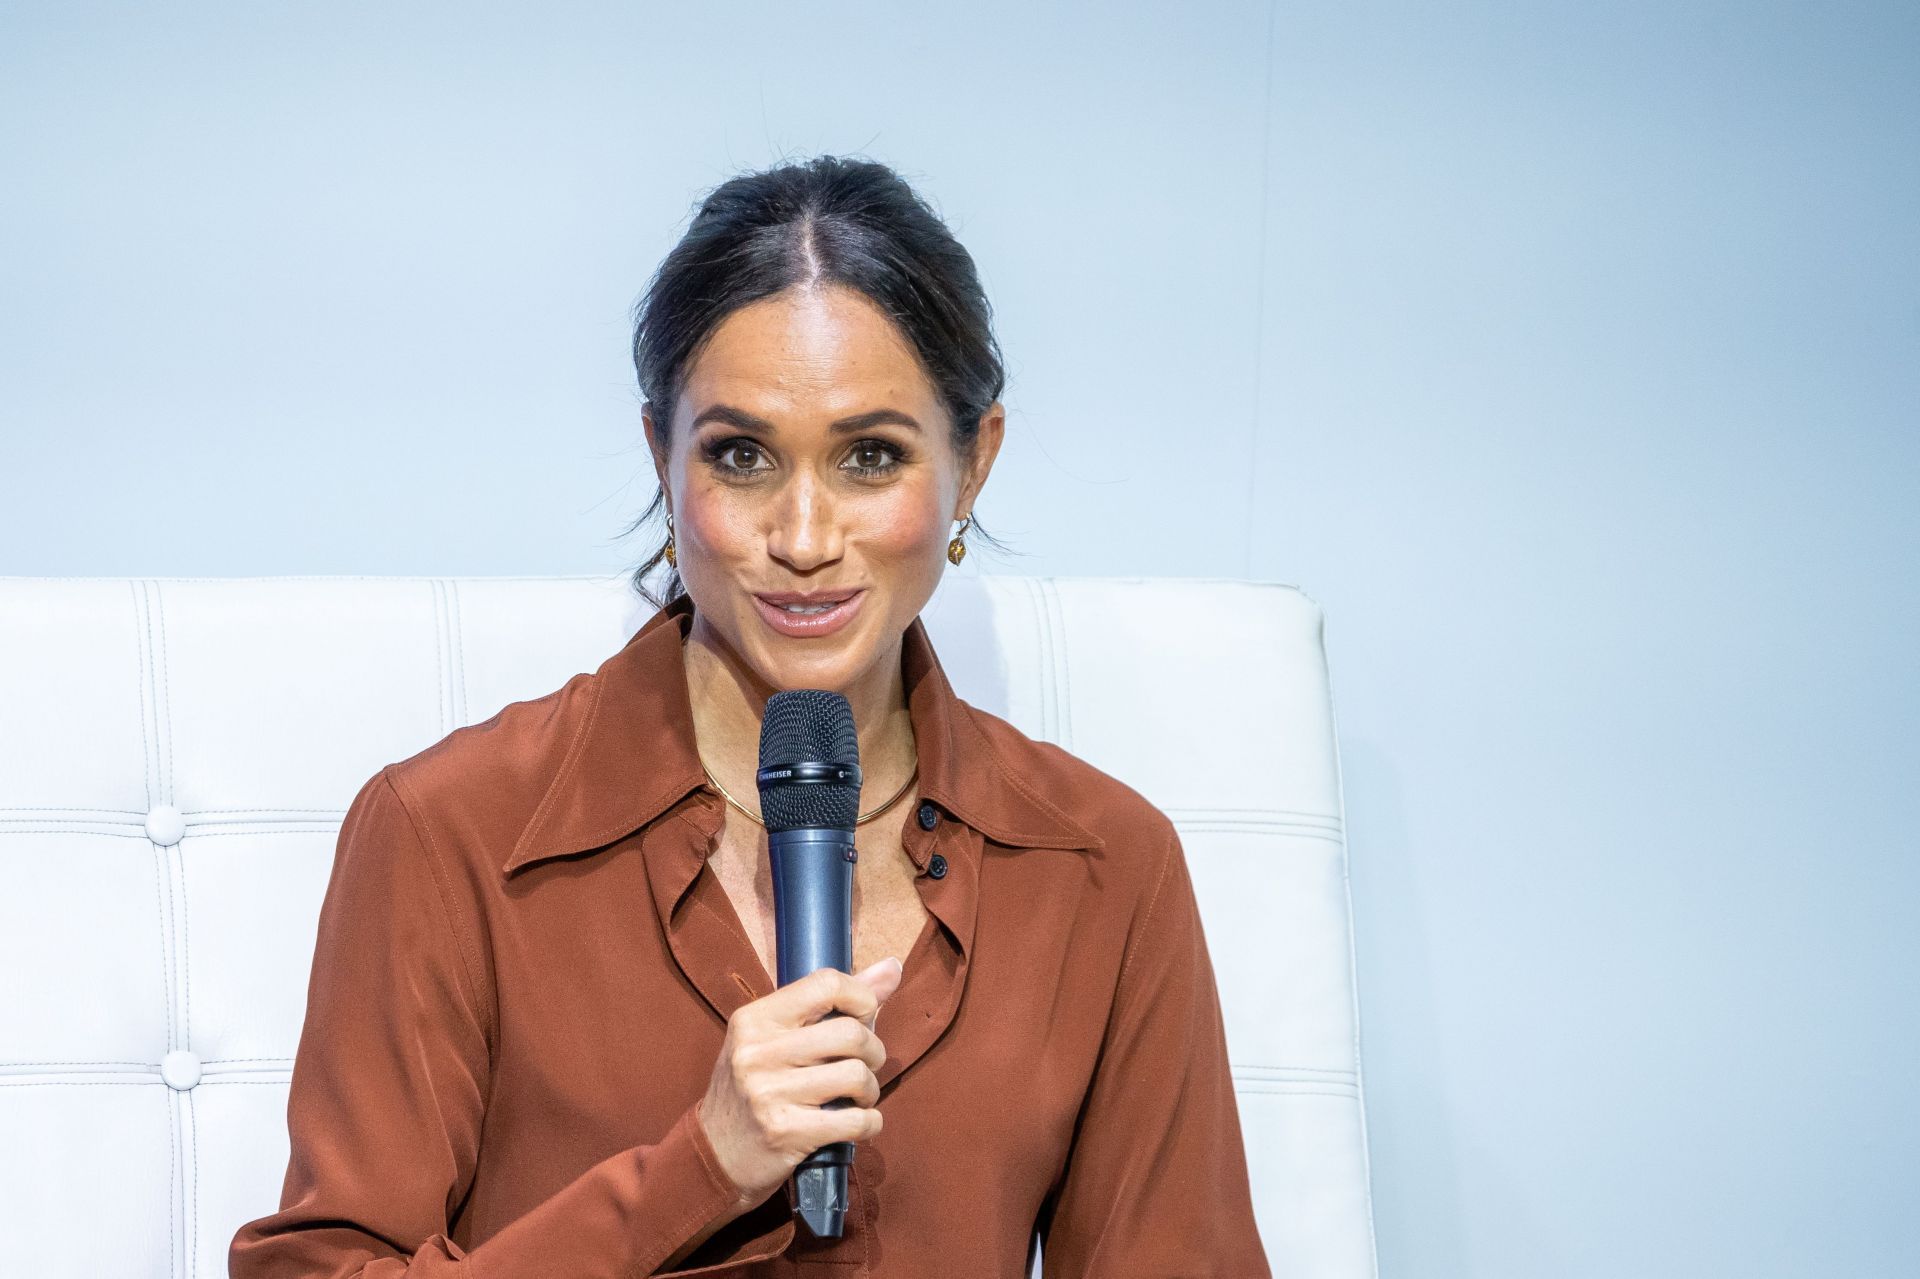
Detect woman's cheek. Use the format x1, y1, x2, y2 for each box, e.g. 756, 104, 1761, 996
684, 494, 758, 562
860, 486, 947, 558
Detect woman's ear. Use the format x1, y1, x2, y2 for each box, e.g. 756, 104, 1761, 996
642, 401, 673, 492
959, 401, 1007, 513
641, 401, 661, 459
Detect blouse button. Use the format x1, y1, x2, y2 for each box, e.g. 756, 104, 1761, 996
927, 853, 948, 879
916, 801, 939, 831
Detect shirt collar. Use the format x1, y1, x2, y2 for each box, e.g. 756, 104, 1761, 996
502, 590, 1101, 877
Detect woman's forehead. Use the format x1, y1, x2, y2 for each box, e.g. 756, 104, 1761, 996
678, 289, 941, 427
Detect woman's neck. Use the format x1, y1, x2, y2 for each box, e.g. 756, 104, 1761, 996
680, 616, 919, 817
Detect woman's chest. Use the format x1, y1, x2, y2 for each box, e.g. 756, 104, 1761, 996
476, 827, 1115, 1253
706, 810, 934, 987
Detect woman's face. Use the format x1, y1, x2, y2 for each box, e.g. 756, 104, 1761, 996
644, 282, 1002, 696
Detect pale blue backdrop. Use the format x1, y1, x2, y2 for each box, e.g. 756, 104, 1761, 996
3, 3, 1915, 1275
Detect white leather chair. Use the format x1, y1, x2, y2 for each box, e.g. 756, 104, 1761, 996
0, 573, 1378, 1277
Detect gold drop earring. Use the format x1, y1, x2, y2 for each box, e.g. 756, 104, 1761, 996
948, 513, 973, 566
664, 512, 677, 568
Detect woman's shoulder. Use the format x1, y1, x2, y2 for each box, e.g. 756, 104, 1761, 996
363, 666, 606, 876
403, 664, 596, 786
957, 698, 1180, 859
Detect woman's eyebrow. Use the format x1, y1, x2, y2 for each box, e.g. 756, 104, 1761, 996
691, 403, 922, 434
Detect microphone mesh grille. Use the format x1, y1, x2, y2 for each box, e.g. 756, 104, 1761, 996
758, 689, 861, 831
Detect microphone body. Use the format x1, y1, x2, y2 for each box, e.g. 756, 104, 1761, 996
757, 691, 864, 1240
767, 825, 857, 1237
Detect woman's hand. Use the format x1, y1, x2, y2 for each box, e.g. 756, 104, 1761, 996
695, 955, 905, 1209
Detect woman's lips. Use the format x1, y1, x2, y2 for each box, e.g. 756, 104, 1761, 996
752, 590, 866, 638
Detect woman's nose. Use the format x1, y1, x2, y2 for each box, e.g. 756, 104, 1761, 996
765, 479, 843, 569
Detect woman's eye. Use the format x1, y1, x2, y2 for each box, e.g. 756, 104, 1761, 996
846, 440, 905, 476
702, 437, 767, 476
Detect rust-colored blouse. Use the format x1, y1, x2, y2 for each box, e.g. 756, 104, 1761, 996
229, 591, 1269, 1277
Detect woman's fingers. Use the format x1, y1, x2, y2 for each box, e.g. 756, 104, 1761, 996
747, 958, 902, 1035
774, 1013, 888, 1074
776, 1057, 883, 1110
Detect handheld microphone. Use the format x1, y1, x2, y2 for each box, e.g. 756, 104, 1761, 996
756, 688, 861, 1239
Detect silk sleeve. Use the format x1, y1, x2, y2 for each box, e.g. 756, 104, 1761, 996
1037, 821, 1272, 1276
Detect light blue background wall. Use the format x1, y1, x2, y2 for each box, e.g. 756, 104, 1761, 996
3, 3, 1914, 1275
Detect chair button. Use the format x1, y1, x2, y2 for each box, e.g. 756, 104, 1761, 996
916, 801, 939, 831
145, 805, 185, 847
161, 1050, 202, 1091
928, 854, 948, 879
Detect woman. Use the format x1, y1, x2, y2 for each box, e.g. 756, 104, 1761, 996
230, 156, 1269, 1277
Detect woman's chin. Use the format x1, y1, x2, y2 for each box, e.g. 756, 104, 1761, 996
749, 626, 882, 692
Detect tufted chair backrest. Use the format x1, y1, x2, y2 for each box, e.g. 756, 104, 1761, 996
0, 573, 1377, 1277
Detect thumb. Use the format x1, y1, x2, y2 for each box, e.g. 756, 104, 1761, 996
854, 955, 905, 1025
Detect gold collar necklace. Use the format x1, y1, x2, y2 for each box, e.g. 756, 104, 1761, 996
700, 759, 920, 827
